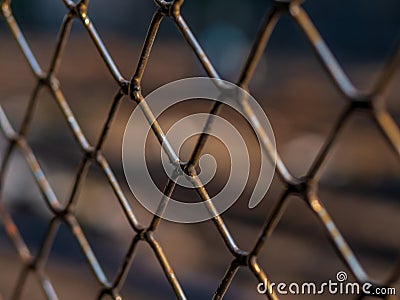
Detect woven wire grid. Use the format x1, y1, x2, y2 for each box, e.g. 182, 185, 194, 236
0, 0, 399, 299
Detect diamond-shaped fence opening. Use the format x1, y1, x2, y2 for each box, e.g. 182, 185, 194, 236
0, 0, 399, 299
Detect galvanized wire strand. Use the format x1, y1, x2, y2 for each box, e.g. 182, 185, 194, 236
1, 1, 44, 78
65, 215, 111, 287
307, 104, 353, 179
289, 3, 363, 101
372, 37, 400, 98
251, 190, 290, 257
249, 258, 278, 300
374, 109, 400, 158
76, 4, 126, 86
306, 189, 368, 283
0, 0, 399, 299
213, 260, 240, 299
0, 203, 30, 262
47, 13, 74, 77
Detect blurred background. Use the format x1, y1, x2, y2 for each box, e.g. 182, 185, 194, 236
0, 0, 400, 299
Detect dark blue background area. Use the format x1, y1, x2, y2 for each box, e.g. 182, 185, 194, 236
4, 0, 400, 62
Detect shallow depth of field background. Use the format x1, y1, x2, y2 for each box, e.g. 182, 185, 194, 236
0, 0, 400, 299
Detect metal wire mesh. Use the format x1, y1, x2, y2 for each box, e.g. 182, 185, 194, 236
0, 0, 399, 299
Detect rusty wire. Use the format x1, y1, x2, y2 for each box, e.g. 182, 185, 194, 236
0, 0, 399, 299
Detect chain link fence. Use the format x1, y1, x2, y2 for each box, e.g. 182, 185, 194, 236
0, 0, 399, 299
